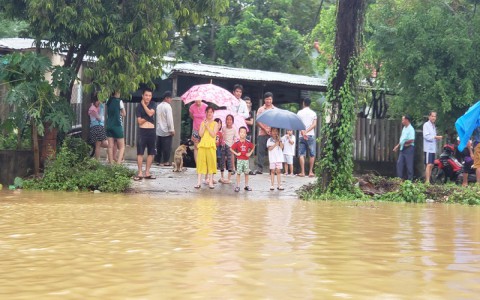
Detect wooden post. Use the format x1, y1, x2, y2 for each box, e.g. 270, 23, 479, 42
170, 97, 182, 159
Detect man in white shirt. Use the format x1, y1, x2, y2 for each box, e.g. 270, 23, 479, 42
423, 111, 442, 184
156, 91, 175, 166
297, 98, 317, 177
231, 84, 249, 119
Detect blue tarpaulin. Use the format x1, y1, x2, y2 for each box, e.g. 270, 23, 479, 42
455, 100, 480, 151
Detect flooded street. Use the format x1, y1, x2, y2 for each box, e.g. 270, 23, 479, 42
1, 190, 479, 299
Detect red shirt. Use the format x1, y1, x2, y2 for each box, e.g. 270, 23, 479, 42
231, 140, 254, 160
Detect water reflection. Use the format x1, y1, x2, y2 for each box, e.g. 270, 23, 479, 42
0, 190, 479, 299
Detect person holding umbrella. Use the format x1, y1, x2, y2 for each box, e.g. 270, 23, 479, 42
472, 127, 480, 184
195, 106, 219, 189
456, 101, 480, 185
254, 92, 276, 174
267, 127, 284, 190
189, 99, 208, 163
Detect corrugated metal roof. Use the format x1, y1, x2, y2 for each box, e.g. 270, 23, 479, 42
169, 62, 328, 91
0, 38, 37, 50
0, 39, 328, 91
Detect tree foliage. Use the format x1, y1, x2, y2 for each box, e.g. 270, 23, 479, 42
0, 0, 229, 100
175, 0, 316, 74
215, 9, 313, 73
0, 51, 75, 175
0, 12, 27, 38
368, 0, 480, 129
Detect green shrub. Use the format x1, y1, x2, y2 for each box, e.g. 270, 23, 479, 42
448, 187, 480, 205
374, 180, 426, 203
0, 129, 31, 150
398, 180, 426, 203
23, 137, 134, 193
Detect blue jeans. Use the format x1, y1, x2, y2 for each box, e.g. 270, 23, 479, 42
397, 146, 414, 180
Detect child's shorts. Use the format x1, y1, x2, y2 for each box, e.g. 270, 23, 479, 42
269, 162, 283, 170
236, 159, 250, 174
283, 154, 293, 164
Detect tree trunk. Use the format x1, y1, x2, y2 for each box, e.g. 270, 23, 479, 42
320, 0, 366, 191
32, 122, 40, 177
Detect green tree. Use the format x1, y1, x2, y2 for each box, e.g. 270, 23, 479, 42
175, 0, 315, 74
0, 52, 74, 176
368, 0, 480, 129
0, 0, 229, 100
215, 5, 312, 73
0, 12, 27, 38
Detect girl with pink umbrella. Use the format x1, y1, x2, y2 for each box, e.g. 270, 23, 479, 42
189, 99, 208, 162
195, 106, 219, 189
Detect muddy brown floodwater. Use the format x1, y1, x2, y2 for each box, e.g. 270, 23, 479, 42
1, 190, 479, 299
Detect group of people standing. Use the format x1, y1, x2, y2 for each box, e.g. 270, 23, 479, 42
395, 110, 480, 186
189, 84, 318, 191
90, 84, 319, 190
88, 87, 175, 181
88, 91, 126, 164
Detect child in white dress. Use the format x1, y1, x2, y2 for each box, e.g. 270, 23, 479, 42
267, 128, 284, 190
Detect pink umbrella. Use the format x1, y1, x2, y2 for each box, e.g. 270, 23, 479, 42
214, 109, 249, 132
181, 83, 240, 107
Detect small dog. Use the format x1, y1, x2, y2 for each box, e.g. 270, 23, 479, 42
173, 144, 188, 172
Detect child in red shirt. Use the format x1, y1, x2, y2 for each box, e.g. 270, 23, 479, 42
230, 126, 255, 192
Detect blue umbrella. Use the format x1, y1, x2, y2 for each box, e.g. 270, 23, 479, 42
256, 108, 306, 131
455, 100, 480, 151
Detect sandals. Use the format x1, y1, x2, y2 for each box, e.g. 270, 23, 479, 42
194, 185, 201, 189
144, 174, 156, 180
270, 186, 275, 191
277, 186, 284, 190
209, 185, 215, 189
133, 175, 143, 181
244, 186, 252, 191
234, 187, 240, 192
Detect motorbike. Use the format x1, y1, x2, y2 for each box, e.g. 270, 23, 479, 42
431, 144, 476, 184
